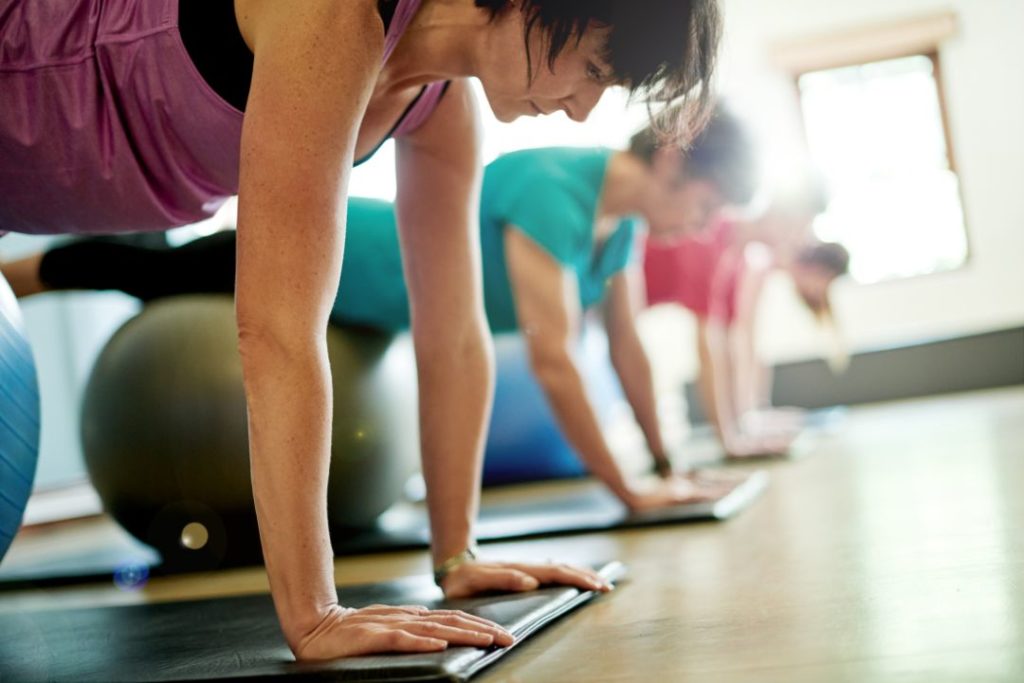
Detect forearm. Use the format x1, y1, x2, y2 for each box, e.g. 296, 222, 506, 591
240, 330, 337, 650
729, 325, 762, 418
610, 339, 669, 469
417, 322, 493, 566
757, 362, 774, 409
698, 322, 740, 446
534, 353, 631, 501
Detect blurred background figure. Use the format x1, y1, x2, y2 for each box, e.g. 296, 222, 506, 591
644, 175, 849, 458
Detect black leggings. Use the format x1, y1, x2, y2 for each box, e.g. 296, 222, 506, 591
39, 231, 239, 302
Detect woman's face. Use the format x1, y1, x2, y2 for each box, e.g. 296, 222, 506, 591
643, 150, 725, 238
790, 263, 834, 314
644, 178, 724, 238
477, 14, 615, 123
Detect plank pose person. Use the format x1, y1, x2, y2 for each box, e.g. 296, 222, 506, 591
0, 0, 722, 660
644, 178, 850, 458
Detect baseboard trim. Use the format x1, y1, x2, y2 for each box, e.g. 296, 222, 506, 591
685, 326, 1024, 421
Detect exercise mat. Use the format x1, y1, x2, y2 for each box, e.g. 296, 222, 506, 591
368, 469, 769, 546
0, 561, 624, 682
0, 521, 159, 588
0, 471, 765, 588
684, 407, 849, 466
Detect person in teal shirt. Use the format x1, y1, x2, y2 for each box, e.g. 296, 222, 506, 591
335, 147, 638, 334
4, 105, 755, 511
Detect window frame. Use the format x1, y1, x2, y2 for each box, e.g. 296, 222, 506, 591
775, 14, 972, 284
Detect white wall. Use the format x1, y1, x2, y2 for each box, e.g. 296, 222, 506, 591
353, 1, 1024, 387
716, 0, 1024, 364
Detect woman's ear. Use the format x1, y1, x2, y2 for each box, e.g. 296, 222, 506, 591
651, 146, 684, 185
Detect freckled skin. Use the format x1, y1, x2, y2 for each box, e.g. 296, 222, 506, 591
229, 0, 616, 661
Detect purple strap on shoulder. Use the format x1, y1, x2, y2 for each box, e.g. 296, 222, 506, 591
381, 0, 422, 64
380, 0, 449, 138
393, 82, 449, 137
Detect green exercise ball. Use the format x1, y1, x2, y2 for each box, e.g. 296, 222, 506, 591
81, 295, 418, 571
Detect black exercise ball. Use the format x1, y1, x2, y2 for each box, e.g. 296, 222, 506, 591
81, 295, 418, 571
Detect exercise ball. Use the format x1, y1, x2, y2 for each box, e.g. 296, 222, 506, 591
0, 273, 40, 564
81, 295, 418, 571
483, 327, 622, 486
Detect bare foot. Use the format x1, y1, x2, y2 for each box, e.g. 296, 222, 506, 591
0, 253, 48, 297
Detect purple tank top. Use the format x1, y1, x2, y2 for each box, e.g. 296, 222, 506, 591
0, 0, 442, 236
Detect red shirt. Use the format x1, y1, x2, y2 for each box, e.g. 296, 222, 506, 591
643, 218, 742, 325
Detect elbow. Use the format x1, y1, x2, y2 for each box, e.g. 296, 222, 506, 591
236, 309, 324, 377
237, 312, 284, 367
607, 330, 641, 373
412, 310, 494, 382
527, 343, 574, 391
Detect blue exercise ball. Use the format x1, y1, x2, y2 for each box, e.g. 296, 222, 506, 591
483, 328, 622, 486
0, 273, 41, 564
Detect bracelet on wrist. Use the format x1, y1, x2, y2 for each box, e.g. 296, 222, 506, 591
652, 456, 673, 478
433, 546, 478, 587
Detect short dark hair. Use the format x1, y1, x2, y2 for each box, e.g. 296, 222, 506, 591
475, 0, 722, 144
797, 241, 850, 277
628, 103, 756, 205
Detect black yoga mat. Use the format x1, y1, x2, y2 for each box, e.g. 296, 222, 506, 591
0, 472, 766, 589
0, 561, 624, 682
365, 469, 769, 548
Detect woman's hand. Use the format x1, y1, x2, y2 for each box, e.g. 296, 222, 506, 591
739, 408, 806, 439
623, 472, 737, 512
293, 603, 515, 661
440, 561, 612, 600
725, 409, 804, 458
724, 431, 796, 459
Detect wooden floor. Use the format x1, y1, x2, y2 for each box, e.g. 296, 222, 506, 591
2, 387, 1023, 682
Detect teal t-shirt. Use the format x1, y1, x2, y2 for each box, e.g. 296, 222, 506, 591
333, 148, 638, 331
479, 147, 638, 332
332, 197, 412, 329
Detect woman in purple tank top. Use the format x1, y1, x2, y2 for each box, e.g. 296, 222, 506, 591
0, 0, 722, 660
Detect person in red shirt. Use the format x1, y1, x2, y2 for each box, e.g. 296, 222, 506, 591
644, 180, 849, 458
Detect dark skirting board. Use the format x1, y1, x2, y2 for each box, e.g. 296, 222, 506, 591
0, 562, 624, 682
684, 328, 1024, 423
0, 472, 766, 589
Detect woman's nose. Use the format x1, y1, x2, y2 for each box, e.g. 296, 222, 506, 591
562, 83, 607, 123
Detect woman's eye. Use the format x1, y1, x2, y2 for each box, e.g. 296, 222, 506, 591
586, 62, 605, 82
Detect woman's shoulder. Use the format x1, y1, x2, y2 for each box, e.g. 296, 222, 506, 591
235, 0, 383, 54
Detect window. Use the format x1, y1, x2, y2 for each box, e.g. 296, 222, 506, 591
797, 53, 968, 284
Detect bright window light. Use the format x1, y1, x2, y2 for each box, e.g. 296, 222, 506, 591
170, 84, 646, 239
349, 81, 646, 202
798, 54, 968, 284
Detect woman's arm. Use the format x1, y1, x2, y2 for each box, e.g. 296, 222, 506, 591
235, 1, 510, 659
504, 228, 635, 503
704, 246, 789, 457
603, 267, 671, 476
506, 234, 719, 511
729, 247, 803, 444
237, 0, 377, 652
729, 245, 771, 420
393, 81, 609, 598
697, 317, 736, 447
394, 79, 489, 571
